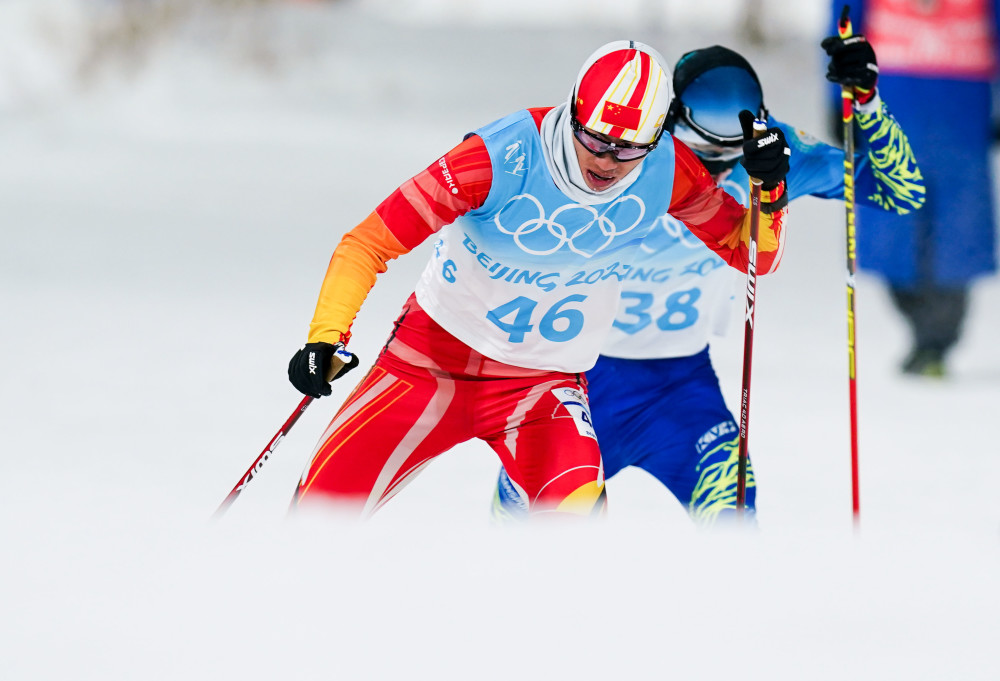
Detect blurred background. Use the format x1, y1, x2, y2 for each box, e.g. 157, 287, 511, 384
1, 1, 997, 679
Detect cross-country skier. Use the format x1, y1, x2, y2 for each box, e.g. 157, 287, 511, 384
285, 40, 791, 518
493, 39, 925, 524
827, 0, 1000, 377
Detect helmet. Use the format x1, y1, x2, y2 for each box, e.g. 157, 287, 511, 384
572, 40, 672, 146
666, 46, 767, 170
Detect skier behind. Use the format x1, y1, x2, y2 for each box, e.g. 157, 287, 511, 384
493, 38, 925, 524
827, 0, 1000, 377
285, 40, 791, 518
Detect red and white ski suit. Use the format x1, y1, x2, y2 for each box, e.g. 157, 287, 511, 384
293, 106, 785, 517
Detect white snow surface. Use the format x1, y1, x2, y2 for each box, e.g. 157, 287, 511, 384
1, 2, 998, 679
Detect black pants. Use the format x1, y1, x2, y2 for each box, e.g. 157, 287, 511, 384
889, 286, 968, 354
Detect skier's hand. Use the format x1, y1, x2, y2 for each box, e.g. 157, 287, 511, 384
738, 110, 790, 191
287, 341, 360, 398
821, 33, 878, 103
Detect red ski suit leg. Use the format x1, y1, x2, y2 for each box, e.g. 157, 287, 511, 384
294, 297, 605, 518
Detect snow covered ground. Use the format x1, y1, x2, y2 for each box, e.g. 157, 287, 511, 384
1, 2, 998, 679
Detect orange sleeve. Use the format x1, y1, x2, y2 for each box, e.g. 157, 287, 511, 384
307, 212, 408, 345
306, 136, 494, 345
667, 138, 787, 274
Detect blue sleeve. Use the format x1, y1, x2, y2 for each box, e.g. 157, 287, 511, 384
778, 113, 925, 214
852, 99, 926, 213
781, 121, 848, 202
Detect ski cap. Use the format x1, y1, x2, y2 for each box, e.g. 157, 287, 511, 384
572, 40, 672, 146
667, 45, 767, 147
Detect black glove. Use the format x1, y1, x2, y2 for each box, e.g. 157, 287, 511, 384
821, 34, 878, 91
738, 110, 790, 189
287, 341, 360, 398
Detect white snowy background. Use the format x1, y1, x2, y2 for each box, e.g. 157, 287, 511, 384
1, 1, 997, 679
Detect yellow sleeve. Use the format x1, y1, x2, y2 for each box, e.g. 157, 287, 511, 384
307, 211, 412, 345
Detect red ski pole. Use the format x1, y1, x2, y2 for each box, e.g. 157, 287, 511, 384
213, 395, 314, 518
837, 4, 862, 529
214, 346, 358, 518
736, 115, 768, 516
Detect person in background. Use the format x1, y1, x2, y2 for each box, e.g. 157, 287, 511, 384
829, 0, 999, 377
494, 39, 924, 525
285, 41, 791, 518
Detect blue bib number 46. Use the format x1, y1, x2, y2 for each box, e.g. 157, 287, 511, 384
487, 294, 587, 343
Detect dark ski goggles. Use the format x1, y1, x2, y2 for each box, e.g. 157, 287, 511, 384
673, 66, 767, 147
672, 120, 747, 161
677, 104, 747, 147
570, 116, 658, 161
676, 100, 769, 148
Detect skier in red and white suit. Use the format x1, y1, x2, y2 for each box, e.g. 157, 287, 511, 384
286, 40, 791, 518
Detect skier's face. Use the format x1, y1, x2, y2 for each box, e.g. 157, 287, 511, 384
572, 132, 644, 192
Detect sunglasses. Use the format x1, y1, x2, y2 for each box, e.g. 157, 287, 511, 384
570, 117, 657, 162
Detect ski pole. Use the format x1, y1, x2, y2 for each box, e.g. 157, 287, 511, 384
736, 114, 768, 516
837, 4, 862, 529
213, 347, 358, 518
213, 394, 314, 518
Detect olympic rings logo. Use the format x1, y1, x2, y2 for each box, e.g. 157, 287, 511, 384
493, 193, 645, 258
639, 176, 748, 255
640, 214, 707, 254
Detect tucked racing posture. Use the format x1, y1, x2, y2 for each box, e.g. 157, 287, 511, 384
287, 41, 790, 518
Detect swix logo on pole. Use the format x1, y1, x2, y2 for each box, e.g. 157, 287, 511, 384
215, 396, 314, 518
844, 155, 856, 264
745, 237, 758, 327
235, 433, 285, 492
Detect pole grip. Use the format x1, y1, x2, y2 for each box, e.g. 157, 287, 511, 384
327, 355, 349, 382
838, 4, 853, 40
749, 119, 768, 185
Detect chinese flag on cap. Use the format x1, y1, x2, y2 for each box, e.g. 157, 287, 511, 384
600, 102, 643, 130
574, 46, 670, 145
